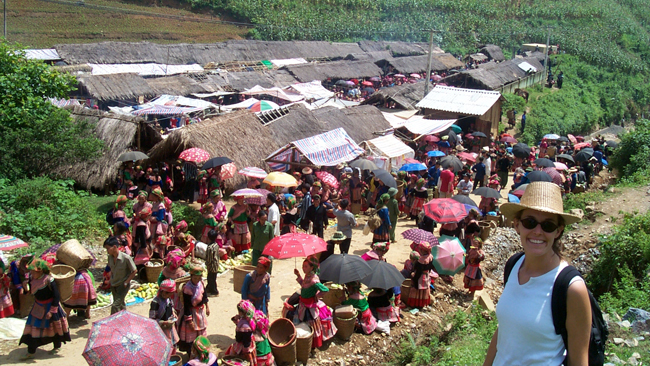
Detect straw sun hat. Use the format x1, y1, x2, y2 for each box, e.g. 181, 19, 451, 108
500, 181, 582, 225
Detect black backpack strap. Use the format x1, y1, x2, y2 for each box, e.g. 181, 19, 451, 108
551, 266, 583, 348
503, 252, 525, 286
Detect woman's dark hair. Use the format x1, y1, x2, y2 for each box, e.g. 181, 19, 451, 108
466, 222, 481, 235
103, 236, 120, 248
114, 221, 128, 235
514, 210, 566, 257
340, 199, 349, 209
267, 193, 277, 204
207, 229, 218, 242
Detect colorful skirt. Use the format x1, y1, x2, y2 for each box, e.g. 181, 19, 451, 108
410, 197, 426, 215
63, 272, 97, 310
374, 305, 400, 323
0, 293, 14, 318
20, 299, 71, 349
407, 287, 431, 308
373, 231, 390, 242
464, 264, 484, 292
295, 299, 337, 348
225, 340, 256, 358
177, 307, 208, 351
232, 221, 251, 252
357, 308, 377, 335
256, 351, 275, 366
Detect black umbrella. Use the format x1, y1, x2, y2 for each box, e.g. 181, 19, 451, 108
371, 169, 397, 188
605, 140, 618, 148
447, 130, 458, 146
556, 154, 575, 163
319, 254, 372, 284
361, 260, 406, 290
202, 156, 233, 170
558, 136, 570, 142
362, 87, 375, 93
512, 143, 531, 158
534, 158, 556, 168
350, 159, 379, 171
440, 155, 464, 171
472, 187, 502, 199
526, 170, 553, 183
117, 151, 149, 162
452, 194, 478, 207
471, 131, 487, 138
575, 148, 594, 162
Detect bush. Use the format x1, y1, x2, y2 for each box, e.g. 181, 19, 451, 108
610, 119, 650, 177
599, 265, 650, 315
171, 202, 205, 239
0, 178, 107, 254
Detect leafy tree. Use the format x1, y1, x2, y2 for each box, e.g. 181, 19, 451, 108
0, 41, 102, 180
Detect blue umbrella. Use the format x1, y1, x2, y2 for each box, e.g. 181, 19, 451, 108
464, 204, 481, 215
506, 147, 513, 153
399, 163, 427, 172
436, 141, 451, 148
508, 194, 520, 203
428, 150, 446, 157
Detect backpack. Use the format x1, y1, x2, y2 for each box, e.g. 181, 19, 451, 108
503, 252, 608, 366
366, 208, 382, 231
106, 208, 116, 226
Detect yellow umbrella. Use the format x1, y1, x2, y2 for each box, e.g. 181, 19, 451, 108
263, 172, 298, 188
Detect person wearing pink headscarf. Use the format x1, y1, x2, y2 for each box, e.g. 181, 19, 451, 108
225, 300, 257, 365
149, 279, 179, 353
407, 242, 436, 308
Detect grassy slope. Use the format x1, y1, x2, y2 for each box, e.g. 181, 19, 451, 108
6, 0, 248, 48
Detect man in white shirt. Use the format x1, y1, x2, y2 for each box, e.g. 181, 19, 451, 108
483, 147, 492, 186
266, 193, 281, 236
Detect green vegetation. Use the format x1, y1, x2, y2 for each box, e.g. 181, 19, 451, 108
0, 178, 108, 254
610, 119, 650, 179
0, 42, 103, 181
563, 190, 611, 213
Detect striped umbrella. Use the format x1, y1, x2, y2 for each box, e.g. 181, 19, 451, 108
0, 235, 28, 251
231, 189, 264, 198
248, 100, 280, 112
179, 148, 210, 163
238, 167, 268, 179
315, 171, 339, 189
401, 228, 439, 246
263, 172, 298, 188
423, 198, 468, 224
431, 236, 466, 276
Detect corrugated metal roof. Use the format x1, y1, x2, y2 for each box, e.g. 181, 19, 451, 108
416, 85, 502, 116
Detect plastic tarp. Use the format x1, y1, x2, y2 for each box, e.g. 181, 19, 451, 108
132, 105, 202, 116
382, 112, 424, 128
403, 119, 457, 136
49, 98, 81, 108
89, 63, 204, 77
267, 128, 364, 166
270, 58, 308, 67
304, 98, 359, 110
221, 98, 260, 110
191, 91, 235, 98
242, 85, 304, 102
517, 61, 537, 73
25, 49, 60, 60
285, 80, 335, 101
0, 318, 27, 340
365, 134, 414, 159
148, 95, 215, 109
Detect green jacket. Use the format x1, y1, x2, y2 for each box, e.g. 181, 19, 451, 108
388, 198, 400, 220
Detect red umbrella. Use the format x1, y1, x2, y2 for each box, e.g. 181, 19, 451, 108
179, 147, 210, 163
404, 158, 423, 165
361, 81, 373, 87
576, 135, 585, 142
410, 73, 421, 79
424, 135, 441, 143
567, 134, 577, 144
83, 310, 172, 366
220, 162, 237, 180
574, 142, 591, 150
401, 228, 439, 246
457, 151, 477, 163
500, 136, 518, 144
262, 233, 327, 259
315, 171, 339, 189
423, 198, 468, 223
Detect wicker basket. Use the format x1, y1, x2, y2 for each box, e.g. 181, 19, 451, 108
56, 239, 93, 270
144, 259, 164, 283
220, 355, 250, 366
479, 221, 491, 241
401, 279, 412, 305
51, 264, 76, 302
233, 265, 256, 294
19, 292, 35, 317
169, 355, 183, 366
296, 325, 313, 364
269, 318, 297, 366
333, 309, 357, 341
321, 282, 346, 309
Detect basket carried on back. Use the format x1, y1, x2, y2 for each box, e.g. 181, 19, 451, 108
233, 265, 256, 293
321, 282, 346, 309
56, 239, 93, 270
19, 292, 35, 317
269, 318, 297, 366
144, 259, 164, 283
401, 279, 412, 304
333, 308, 357, 341
51, 264, 76, 302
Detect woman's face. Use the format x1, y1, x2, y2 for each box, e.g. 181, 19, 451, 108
190, 274, 201, 285
30, 268, 43, 279
515, 209, 563, 258
302, 261, 312, 275
162, 290, 174, 299
137, 195, 146, 204
256, 263, 267, 275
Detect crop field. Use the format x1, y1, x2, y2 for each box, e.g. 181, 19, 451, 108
5, 0, 248, 48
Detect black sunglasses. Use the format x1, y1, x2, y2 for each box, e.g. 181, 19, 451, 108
520, 217, 560, 233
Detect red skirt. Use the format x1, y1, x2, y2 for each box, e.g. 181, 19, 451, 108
0, 292, 14, 318
407, 287, 430, 308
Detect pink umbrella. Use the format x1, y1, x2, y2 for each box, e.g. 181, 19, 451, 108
457, 152, 477, 163
262, 233, 327, 259
500, 136, 518, 144
554, 162, 568, 171
424, 135, 440, 143
315, 171, 339, 189
394, 74, 406, 78
431, 235, 466, 276
219, 162, 237, 180
0, 235, 28, 251
179, 148, 210, 163
574, 142, 591, 150
410, 73, 421, 79
432, 74, 443, 82
231, 188, 264, 198
404, 158, 423, 165
369, 77, 381, 82
567, 134, 577, 144
239, 167, 268, 179
361, 81, 373, 87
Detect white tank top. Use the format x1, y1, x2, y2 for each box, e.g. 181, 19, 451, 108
493, 255, 582, 366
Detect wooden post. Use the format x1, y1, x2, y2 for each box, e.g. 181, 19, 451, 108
137, 122, 141, 151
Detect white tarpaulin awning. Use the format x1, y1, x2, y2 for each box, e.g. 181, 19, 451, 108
221, 98, 260, 110
382, 112, 424, 128
25, 49, 60, 61
365, 134, 414, 159
145, 95, 215, 109
192, 91, 235, 98
242, 85, 304, 102
270, 58, 308, 67
517, 61, 537, 73
89, 63, 204, 77
403, 119, 457, 135
285, 80, 335, 100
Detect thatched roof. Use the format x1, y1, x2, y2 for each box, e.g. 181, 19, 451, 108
77, 73, 156, 101
146, 74, 222, 96
283, 60, 382, 82
146, 110, 281, 191
479, 44, 506, 62
346, 50, 394, 62
357, 41, 433, 56
211, 70, 298, 92
445, 57, 544, 90
52, 106, 162, 190
384, 53, 463, 74
54, 41, 366, 65
361, 82, 432, 110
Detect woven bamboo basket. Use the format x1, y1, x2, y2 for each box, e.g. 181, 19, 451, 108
19, 292, 35, 317
169, 355, 183, 366
334, 309, 357, 341
51, 264, 76, 302
269, 318, 297, 366
296, 324, 313, 364
321, 282, 346, 309
400, 279, 412, 304
56, 239, 93, 270
175, 275, 191, 293
144, 259, 164, 283
233, 265, 256, 293
220, 356, 250, 366
479, 221, 491, 241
